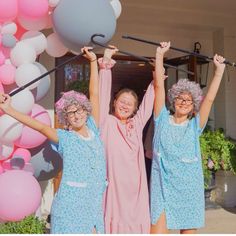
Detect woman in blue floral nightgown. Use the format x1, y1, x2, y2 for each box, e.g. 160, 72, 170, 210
150, 42, 225, 234
0, 47, 107, 233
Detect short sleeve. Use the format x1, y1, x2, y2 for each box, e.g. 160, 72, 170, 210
50, 129, 67, 157
87, 116, 100, 135
153, 105, 169, 127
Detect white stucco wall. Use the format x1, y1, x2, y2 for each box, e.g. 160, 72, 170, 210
39, 26, 236, 139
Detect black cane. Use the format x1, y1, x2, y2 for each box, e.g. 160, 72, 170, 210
122, 35, 236, 67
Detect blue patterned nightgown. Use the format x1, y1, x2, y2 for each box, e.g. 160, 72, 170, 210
50, 116, 107, 234
150, 106, 205, 230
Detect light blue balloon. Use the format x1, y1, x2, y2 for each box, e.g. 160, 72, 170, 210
52, 0, 116, 52
1, 34, 17, 48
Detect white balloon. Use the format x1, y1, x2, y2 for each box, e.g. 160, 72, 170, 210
1, 22, 17, 35
0, 115, 23, 144
10, 41, 37, 67
4, 59, 12, 65
15, 63, 41, 90
32, 62, 51, 101
11, 89, 35, 114
110, 0, 122, 19
46, 33, 68, 57
49, 0, 61, 8
0, 143, 14, 161
21, 31, 47, 55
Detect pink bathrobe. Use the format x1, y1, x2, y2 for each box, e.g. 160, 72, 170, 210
98, 58, 154, 233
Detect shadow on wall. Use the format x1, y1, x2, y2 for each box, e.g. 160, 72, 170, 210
30, 140, 63, 181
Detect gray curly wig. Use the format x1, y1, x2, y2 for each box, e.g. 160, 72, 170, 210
55, 90, 92, 126
168, 79, 203, 112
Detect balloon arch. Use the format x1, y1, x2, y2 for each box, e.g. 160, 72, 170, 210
0, 0, 121, 222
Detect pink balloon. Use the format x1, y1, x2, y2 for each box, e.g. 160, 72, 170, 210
1, 46, 11, 59
0, 64, 16, 85
12, 148, 31, 163
0, 163, 3, 174
0, 218, 6, 223
0, 51, 5, 65
18, 0, 49, 19
0, 170, 41, 221
1, 159, 11, 171
0, 0, 18, 23
15, 104, 51, 149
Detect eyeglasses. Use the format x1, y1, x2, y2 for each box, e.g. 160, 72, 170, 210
175, 97, 193, 105
66, 108, 86, 118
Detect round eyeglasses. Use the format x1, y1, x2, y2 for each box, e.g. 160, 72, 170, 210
66, 108, 86, 118
175, 97, 193, 105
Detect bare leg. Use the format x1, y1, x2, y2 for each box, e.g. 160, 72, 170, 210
180, 229, 197, 234
151, 212, 169, 234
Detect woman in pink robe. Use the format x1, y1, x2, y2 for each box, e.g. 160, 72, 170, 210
98, 48, 154, 233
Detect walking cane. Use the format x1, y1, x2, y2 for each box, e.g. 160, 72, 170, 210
91, 34, 194, 75
9, 52, 87, 97
122, 35, 236, 67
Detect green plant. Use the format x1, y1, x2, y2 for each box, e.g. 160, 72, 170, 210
66, 80, 89, 96
200, 128, 236, 186
0, 215, 46, 234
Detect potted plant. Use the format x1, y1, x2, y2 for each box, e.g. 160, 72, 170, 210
200, 128, 236, 207
0, 215, 47, 234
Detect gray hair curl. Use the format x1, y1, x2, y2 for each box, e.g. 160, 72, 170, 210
55, 90, 92, 126
167, 79, 203, 112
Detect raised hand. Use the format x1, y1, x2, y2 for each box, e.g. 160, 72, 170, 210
213, 54, 225, 76
104, 45, 119, 60
156, 41, 171, 56
81, 46, 97, 62
0, 93, 11, 112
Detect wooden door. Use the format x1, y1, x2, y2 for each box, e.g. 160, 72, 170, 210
53, 53, 154, 193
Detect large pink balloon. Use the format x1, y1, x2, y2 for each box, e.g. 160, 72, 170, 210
0, 170, 41, 221
0, 51, 5, 66
0, 64, 16, 85
0, 163, 3, 174
0, 0, 18, 23
18, 0, 49, 19
15, 104, 51, 149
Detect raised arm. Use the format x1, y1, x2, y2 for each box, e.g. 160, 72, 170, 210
81, 47, 99, 127
135, 80, 155, 128
0, 93, 58, 143
98, 46, 118, 127
199, 54, 225, 128
154, 42, 170, 118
